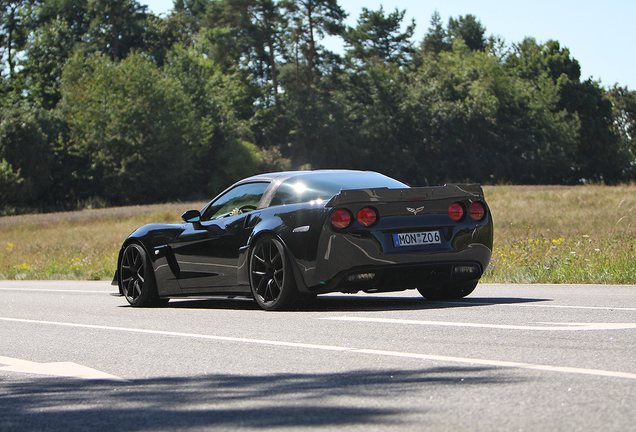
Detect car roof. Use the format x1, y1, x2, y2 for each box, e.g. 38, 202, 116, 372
236, 170, 384, 185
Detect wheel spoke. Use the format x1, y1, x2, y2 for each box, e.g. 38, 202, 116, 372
273, 269, 283, 286
133, 280, 142, 297
132, 250, 141, 267
122, 277, 134, 296
125, 279, 136, 299
271, 251, 281, 266
265, 279, 276, 302
257, 277, 267, 298
123, 279, 132, 297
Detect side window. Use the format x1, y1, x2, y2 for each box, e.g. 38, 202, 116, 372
201, 182, 269, 221
270, 179, 343, 206
270, 182, 302, 206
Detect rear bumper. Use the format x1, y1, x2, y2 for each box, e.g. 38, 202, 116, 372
295, 216, 492, 294
309, 259, 484, 294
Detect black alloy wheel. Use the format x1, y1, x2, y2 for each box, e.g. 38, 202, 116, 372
119, 243, 161, 307
417, 280, 478, 301
249, 236, 298, 311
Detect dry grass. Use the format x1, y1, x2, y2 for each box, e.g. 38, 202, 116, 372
482, 184, 636, 284
0, 202, 206, 280
1, 185, 635, 284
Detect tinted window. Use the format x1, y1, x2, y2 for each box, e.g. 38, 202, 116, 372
202, 182, 269, 221
270, 173, 408, 206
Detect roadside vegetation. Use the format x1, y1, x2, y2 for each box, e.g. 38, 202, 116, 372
482, 184, 636, 284
1, 185, 634, 284
0, 203, 205, 281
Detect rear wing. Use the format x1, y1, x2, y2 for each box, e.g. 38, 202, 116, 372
326, 184, 484, 207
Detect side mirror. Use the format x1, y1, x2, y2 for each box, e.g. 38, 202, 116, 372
181, 210, 201, 223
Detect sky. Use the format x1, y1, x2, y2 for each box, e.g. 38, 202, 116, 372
142, 0, 635, 90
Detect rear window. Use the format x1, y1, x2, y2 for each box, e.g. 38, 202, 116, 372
270, 173, 408, 206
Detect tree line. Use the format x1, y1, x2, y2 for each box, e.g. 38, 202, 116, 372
1, 0, 634, 212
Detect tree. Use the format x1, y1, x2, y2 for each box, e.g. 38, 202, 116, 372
609, 85, 636, 177
58, 52, 197, 203
0, 0, 36, 85
338, 60, 416, 178
505, 38, 628, 182
173, 0, 209, 18
284, 0, 346, 90
143, 11, 198, 66
0, 101, 55, 205
343, 6, 415, 65
19, 17, 77, 108
559, 77, 626, 182
0, 157, 23, 205
406, 41, 580, 185
610, 85, 636, 147
203, 0, 287, 105
163, 43, 262, 194
35, 0, 91, 35
421, 10, 449, 56
507, 38, 580, 83
86, 0, 148, 60
447, 14, 486, 52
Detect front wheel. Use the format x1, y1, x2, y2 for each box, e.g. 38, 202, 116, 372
417, 280, 478, 301
119, 243, 162, 307
249, 236, 299, 311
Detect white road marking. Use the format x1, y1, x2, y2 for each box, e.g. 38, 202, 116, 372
0, 355, 129, 382
0, 288, 110, 293
444, 301, 636, 312
1, 316, 636, 381
322, 316, 636, 331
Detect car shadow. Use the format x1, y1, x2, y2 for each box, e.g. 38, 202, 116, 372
1, 366, 525, 432
157, 293, 550, 312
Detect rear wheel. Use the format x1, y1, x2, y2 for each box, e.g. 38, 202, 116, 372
417, 280, 478, 301
119, 243, 162, 307
249, 236, 299, 311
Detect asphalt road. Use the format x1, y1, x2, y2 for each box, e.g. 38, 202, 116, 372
1, 281, 635, 432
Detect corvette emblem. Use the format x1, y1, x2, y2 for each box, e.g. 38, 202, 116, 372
406, 206, 425, 215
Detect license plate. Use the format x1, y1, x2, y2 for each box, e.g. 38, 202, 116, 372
393, 231, 441, 247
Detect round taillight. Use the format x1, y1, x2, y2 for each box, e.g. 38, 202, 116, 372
469, 202, 486, 221
357, 207, 378, 227
448, 202, 465, 221
331, 209, 352, 229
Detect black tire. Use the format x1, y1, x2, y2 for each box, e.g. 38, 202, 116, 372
249, 236, 299, 311
417, 280, 478, 301
119, 243, 162, 307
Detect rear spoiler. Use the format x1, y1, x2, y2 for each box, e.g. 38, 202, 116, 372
326, 184, 484, 207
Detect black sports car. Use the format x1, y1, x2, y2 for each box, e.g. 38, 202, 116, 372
115, 170, 493, 310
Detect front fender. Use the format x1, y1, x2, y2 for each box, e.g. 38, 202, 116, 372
116, 223, 185, 297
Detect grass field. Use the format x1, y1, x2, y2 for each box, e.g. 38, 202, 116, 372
483, 185, 636, 284
1, 185, 635, 284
